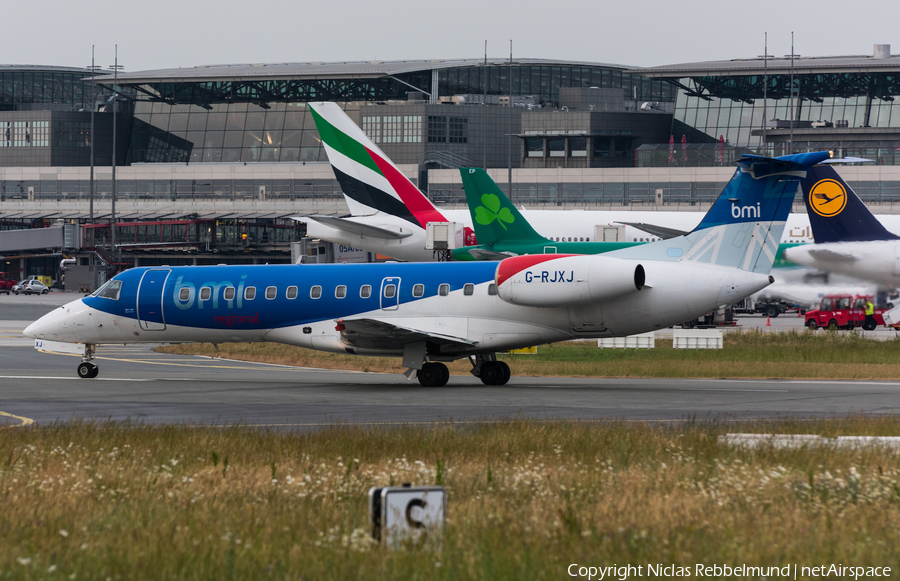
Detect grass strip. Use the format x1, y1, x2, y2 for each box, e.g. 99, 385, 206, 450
157, 330, 900, 379
2, 418, 899, 579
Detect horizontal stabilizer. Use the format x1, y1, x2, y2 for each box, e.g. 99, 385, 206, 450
466, 248, 516, 261
615, 221, 686, 240
298, 215, 413, 239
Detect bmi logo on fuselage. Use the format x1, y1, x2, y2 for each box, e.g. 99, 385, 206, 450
731, 202, 761, 219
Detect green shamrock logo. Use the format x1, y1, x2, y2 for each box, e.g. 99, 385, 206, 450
474, 193, 515, 230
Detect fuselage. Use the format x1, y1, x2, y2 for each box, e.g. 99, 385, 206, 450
303, 209, 863, 263
25, 261, 772, 358
784, 241, 900, 288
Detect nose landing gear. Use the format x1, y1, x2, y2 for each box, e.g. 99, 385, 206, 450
76, 344, 99, 379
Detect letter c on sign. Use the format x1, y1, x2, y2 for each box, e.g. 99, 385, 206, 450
406, 498, 427, 532
568, 564, 578, 576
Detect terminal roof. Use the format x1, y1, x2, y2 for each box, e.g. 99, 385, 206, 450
87, 58, 631, 84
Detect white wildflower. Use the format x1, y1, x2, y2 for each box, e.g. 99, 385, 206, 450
59, 529, 69, 537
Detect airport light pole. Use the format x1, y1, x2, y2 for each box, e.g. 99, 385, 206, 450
784, 33, 799, 155
86, 46, 101, 226
757, 33, 773, 155
109, 46, 124, 264
86, 47, 102, 256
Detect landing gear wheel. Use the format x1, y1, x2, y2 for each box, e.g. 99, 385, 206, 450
806, 319, 818, 330
497, 361, 511, 385
480, 361, 504, 385
77, 362, 98, 379
418, 362, 447, 387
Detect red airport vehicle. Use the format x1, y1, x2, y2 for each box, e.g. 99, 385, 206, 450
0, 272, 14, 294
805, 294, 896, 330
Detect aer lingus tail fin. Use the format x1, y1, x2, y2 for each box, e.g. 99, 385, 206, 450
459, 168, 548, 246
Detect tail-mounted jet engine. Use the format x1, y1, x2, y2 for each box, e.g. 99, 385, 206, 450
495, 254, 645, 307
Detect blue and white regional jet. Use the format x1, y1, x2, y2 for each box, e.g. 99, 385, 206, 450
25, 152, 829, 386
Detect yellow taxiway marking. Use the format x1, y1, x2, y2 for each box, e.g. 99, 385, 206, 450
0, 411, 34, 427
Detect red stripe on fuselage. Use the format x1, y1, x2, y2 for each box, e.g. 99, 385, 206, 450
365, 146, 447, 227
496, 254, 577, 287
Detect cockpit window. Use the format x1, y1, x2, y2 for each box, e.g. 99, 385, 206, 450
94, 280, 123, 300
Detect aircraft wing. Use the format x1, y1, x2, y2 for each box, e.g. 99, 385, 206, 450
295, 215, 413, 239
337, 317, 476, 351
615, 221, 687, 240
806, 248, 857, 263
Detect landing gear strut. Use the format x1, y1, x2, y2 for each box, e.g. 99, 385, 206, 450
77, 344, 99, 379
470, 354, 511, 386
417, 362, 450, 387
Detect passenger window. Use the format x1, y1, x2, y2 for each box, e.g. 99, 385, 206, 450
360, 284, 371, 298
265, 286, 277, 300
439, 283, 450, 297
96, 280, 122, 300
179, 287, 191, 301
412, 284, 424, 297
244, 287, 256, 300
488, 283, 498, 296
286, 286, 298, 300
310, 285, 322, 299
384, 284, 396, 299
199, 287, 211, 301
335, 285, 347, 299
464, 283, 474, 296
224, 287, 235, 300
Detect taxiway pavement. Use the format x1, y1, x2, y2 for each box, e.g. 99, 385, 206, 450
1, 344, 898, 427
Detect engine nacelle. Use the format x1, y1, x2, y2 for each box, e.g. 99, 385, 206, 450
496, 254, 645, 307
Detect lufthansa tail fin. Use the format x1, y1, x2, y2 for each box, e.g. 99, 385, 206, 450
459, 168, 548, 245
308, 102, 447, 228
610, 151, 830, 275
799, 164, 898, 242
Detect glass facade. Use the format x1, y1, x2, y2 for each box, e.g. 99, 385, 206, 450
125, 63, 672, 164
130, 102, 327, 164
673, 72, 900, 147
436, 65, 675, 105
0, 69, 106, 111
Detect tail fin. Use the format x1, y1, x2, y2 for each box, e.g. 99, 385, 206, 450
459, 168, 548, 245
798, 164, 898, 242
308, 102, 446, 227
611, 151, 831, 275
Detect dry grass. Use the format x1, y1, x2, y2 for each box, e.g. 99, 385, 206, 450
157, 330, 900, 379
2, 418, 900, 579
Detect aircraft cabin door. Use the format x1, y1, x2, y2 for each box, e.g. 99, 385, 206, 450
137, 269, 171, 330
380, 277, 400, 311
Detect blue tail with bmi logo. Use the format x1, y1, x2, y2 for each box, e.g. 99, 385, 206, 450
609, 151, 831, 274
798, 164, 899, 243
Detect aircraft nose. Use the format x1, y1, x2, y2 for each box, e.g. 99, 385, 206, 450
23, 299, 85, 340
24, 310, 60, 339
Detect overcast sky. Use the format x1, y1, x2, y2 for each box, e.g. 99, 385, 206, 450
7, 0, 898, 72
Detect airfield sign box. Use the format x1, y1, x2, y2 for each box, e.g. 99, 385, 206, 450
369, 485, 446, 546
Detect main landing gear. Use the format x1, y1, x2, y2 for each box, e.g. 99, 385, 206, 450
417, 362, 450, 387
470, 353, 511, 386
77, 344, 99, 379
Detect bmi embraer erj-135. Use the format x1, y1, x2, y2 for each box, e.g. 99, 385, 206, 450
26, 151, 827, 386
299, 102, 874, 259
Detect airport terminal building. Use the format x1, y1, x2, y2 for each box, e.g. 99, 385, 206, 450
4, 47, 900, 284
